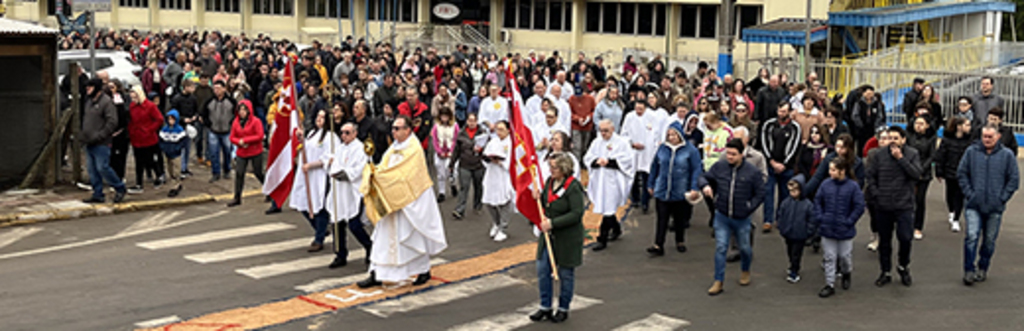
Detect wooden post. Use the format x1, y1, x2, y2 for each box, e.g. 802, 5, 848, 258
70, 63, 83, 183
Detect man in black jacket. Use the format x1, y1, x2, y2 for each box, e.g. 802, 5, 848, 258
700, 139, 765, 296
902, 78, 925, 120
759, 102, 801, 232
851, 86, 886, 154
970, 107, 1018, 156
754, 75, 787, 124
81, 79, 127, 203
866, 126, 923, 288
351, 100, 388, 163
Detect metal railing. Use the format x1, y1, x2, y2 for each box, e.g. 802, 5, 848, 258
811, 63, 1024, 133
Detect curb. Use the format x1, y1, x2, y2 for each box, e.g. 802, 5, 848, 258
0, 189, 263, 229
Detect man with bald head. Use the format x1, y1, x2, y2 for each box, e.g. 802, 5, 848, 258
584, 119, 635, 252
754, 74, 787, 123
326, 122, 374, 269
547, 84, 572, 130
525, 81, 547, 128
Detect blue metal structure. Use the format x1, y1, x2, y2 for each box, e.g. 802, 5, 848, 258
740, 18, 828, 46
829, 1, 1015, 27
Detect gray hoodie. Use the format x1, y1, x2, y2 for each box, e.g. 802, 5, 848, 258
81, 93, 118, 146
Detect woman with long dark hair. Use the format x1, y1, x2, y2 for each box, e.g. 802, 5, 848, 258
934, 117, 972, 233
906, 116, 937, 240
289, 110, 339, 252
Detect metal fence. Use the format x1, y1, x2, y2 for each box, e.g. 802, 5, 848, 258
811, 63, 1024, 133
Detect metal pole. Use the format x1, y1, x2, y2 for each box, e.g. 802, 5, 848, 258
825, 26, 831, 62
350, 0, 356, 40
337, 0, 344, 44
89, 11, 96, 77
1012, 14, 1018, 42
716, 0, 735, 75
803, 0, 812, 78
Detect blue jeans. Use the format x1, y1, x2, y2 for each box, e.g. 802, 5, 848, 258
763, 167, 794, 224
964, 209, 1003, 272
207, 132, 231, 176
304, 209, 330, 245
714, 211, 753, 281
86, 144, 126, 199
180, 136, 191, 173
537, 247, 575, 311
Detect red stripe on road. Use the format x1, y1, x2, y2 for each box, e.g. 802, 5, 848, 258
297, 295, 338, 311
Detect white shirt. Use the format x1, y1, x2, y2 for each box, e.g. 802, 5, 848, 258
326, 139, 368, 222
620, 110, 664, 173
547, 95, 572, 132
547, 80, 574, 101
525, 95, 547, 129
481, 136, 515, 205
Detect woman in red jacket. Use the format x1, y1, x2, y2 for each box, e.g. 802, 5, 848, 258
128, 86, 165, 194
227, 100, 266, 207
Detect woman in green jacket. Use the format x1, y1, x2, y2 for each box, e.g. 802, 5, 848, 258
530, 152, 585, 324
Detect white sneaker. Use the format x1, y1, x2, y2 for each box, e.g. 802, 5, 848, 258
951, 221, 961, 232
914, 230, 924, 240
489, 225, 499, 238
867, 238, 879, 252
493, 231, 508, 242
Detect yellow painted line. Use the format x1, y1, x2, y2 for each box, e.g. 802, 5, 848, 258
136, 202, 627, 331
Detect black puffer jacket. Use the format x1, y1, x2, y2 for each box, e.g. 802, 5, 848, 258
699, 159, 766, 220
905, 128, 937, 181
934, 130, 972, 180
866, 144, 923, 211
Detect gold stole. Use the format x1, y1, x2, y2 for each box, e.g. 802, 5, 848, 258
360, 136, 433, 224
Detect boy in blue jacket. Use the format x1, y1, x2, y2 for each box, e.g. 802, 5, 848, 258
776, 174, 814, 284
814, 157, 866, 298
158, 109, 187, 197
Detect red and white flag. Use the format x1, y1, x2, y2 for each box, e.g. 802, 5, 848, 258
506, 66, 544, 229
263, 53, 302, 206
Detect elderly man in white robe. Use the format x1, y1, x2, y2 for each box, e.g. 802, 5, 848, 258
585, 119, 635, 252
357, 116, 448, 288
326, 123, 374, 269
534, 101, 571, 162
620, 100, 663, 214
478, 84, 509, 133
547, 85, 573, 130
525, 81, 548, 129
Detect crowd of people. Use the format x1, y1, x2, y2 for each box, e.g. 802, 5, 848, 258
66, 27, 1021, 323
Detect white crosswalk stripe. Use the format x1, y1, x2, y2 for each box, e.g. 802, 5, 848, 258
611, 313, 690, 331
294, 258, 448, 293
360, 274, 526, 318
185, 237, 333, 264
0, 227, 42, 251
136, 223, 295, 250
446, 295, 603, 331
235, 249, 366, 279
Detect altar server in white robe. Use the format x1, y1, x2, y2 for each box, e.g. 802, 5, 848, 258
525, 81, 548, 129
291, 110, 337, 253
620, 100, 663, 214
481, 121, 516, 242
585, 119, 635, 252
533, 100, 571, 163
325, 122, 374, 269
478, 84, 509, 134
357, 116, 448, 288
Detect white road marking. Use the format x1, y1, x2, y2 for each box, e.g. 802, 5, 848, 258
0, 227, 43, 251
134, 315, 181, 328
611, 313, 691, 331
136, 223, 295, 250
361, 274, 526, 318
0, 211, 228, 261
446, 295, 603, 331
118, 211, 184, 235
184, 237, 333, 264
235, 250, 366, 279
294, 258, 448, 293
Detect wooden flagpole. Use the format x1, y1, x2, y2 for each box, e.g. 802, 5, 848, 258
529, 164, 559, 281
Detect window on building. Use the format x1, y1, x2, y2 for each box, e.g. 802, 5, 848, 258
504, 0, 517, 28
120, 0, 148, 7
585, 2, 666, 36
206, 0, 240, 12
533, 0, 547, 30
518, 0, 531, 29
254, 0, 293, 15
680, 5, 719, 39
504, 0, 570, 31
307, 0, 349, 18
159, 0, 190, 10
585, 2, 599, 33
736, 5, 763, 36
549, 1, 563, 31
368, 0, 417, 22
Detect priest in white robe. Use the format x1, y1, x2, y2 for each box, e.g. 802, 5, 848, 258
357, 116, 448, 288
585, 119, 635, 252
620, 100, 663, 214
326, 123, 374, 269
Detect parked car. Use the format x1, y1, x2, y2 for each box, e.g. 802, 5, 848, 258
58, 49, 141, 88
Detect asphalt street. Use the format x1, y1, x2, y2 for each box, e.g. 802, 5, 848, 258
2, 174, 1024, 330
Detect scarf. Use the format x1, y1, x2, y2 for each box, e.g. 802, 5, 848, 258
466, 126, 478, 140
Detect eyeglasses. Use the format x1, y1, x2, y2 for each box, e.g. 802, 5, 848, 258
391, 126, 407, 131
341, 130, 353, 135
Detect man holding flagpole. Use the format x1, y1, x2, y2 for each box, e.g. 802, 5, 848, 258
357, 115, 447, 288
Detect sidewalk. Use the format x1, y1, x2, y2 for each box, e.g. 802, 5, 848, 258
0, 155, 264, 228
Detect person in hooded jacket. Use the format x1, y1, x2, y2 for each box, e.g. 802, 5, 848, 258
776, 174, 814, 284
851, 86, 886, 152
906, 116, 937, 240
158, 109, 187, 197
934, 117, 973, 233
646, 121, 703, 256
682, 109, 705, 149
107, 80, 132, 180
226, 100, 266, 207
814, 157, 866, 298
127, 86, 166, 194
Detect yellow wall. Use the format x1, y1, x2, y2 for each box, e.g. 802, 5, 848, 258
203, 12, 242, 33
251, 15, 300, 40
157, 11, 195, 31
118, 8, 150, 28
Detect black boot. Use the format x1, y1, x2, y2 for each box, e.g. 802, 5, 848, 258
818, 285, 835, 298
413, 271, 431, 285
357, 272, 381, 288
226, 200, 241, 207
875, 272, 892, 287
265, 204, 282, 214
841, 273, 852, 290
646, 246, 664, 256
328, 257, 347, 269
897, 266, 912, 287
592, 242, 608, 252
528, 309, 552, 322
550, 310, 569, 323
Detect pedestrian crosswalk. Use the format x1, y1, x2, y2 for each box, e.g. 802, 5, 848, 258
184, 237, 333, 264
447, 295, 604, 331
293, 257, 448, 293
136, 223, 296, 250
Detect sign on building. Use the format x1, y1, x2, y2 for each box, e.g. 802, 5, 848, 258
73, 0, 111, 12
